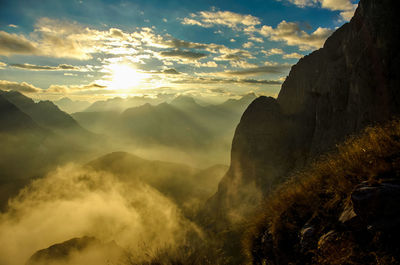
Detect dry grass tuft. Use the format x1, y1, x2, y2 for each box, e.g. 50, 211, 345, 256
244, 119, 400, 264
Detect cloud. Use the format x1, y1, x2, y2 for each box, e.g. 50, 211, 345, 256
8, 24, 18, 28
1, 18, 140, 60
163, 68, 180, 74
215, 49, 254, 61
259, 20, 334, 50
173, 76, 282, 85
109, 28, 125, 38
277, 0, 357, 21
0, 164, 200, 265
0, 61, 6, 69
263, 48, 284, 56
248, 36, 264, 43
47, 83, 106, 93
182, 10, 261, 29
283, 52, 303, 59
159, 50, 207, 60
193, 61, 218, 68
0, 80, 42, 93
230, 60, 258, 68
0, 31, 39, 56
242, 42, 254, 48
156, 36, 209, 50
10, 63, 84, 71
218, 64, 290, 76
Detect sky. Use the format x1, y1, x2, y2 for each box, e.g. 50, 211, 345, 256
0, 0, 359, 102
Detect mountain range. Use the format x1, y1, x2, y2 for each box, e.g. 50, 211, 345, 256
72, 93, 256, 164
0, 91, 102, 209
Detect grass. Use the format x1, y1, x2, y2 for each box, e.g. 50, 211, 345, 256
244, 119, 400, 264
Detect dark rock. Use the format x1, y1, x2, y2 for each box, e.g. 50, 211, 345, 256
252, 230, 276, 265
317, 230, 338, 250
26, 236, 124, 265
351, 181, 400, 231
300, 224, 317, 252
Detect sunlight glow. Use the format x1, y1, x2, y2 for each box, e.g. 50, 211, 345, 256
108, 64, 145, 90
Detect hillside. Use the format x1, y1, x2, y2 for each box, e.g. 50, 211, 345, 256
202, 0, 400, 229
246, 120, 400, 264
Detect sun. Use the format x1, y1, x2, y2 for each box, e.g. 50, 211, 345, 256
108, 63, 145, 90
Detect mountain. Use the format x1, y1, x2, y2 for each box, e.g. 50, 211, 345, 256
216, 93, 257, 115
0, 90, 88, 135
120, 102, 212, 148
84, 95, 169, 112
72, 94, 256, 166
202, 0, 400, 230
74, 94, 256, 149
0, 92, 103, 210
87, 151, 227, 217
0, 94, 43, 132
53, 97, 90, 113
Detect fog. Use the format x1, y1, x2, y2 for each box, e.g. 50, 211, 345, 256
0, 164, 202, 265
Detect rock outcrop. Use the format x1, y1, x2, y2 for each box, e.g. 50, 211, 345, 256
203, 0, 400, 228
26, 236, 124, 265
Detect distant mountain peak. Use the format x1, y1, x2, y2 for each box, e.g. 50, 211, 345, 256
171, 95, 198, 106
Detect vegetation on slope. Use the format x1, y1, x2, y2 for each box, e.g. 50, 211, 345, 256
245, 120, 400, 264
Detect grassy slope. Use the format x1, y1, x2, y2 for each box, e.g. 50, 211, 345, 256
245, 120, 400, 264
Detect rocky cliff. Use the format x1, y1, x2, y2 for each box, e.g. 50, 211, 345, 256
203, 0, 400, 228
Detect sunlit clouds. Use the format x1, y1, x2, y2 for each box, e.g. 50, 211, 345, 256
0, 0, 359, 100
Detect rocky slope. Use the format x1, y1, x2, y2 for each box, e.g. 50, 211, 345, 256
27, 236, 124, 265
203, 0, 400, 228
246, 120, 400, 264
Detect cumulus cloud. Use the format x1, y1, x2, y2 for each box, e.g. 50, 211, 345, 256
163, 68, 180, 74
248, 36, 264, 43
283, 52, 303, 59
0, 18, 141, 60
259, 20, 334, 50
182, 10, 261, 30
159, 50, 208, 60
10, 63, 84, 71
173, 76, 282, 85
0, 80, 42, 93
242, 42, 254, 48
262, 48, 284, 56
47, 83, 107, 93
219, 64, 290, 76
0, 164, 200, 265
0, 31, 38, 56
277, 0, 357, 21
215, 49, 254, 61
193, 61, 218, 68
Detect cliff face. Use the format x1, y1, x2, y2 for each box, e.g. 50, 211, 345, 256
204, 0, 400, 227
